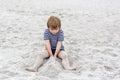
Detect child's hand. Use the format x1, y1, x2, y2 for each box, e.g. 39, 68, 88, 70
48, 56, 55, 63
53, 55, 57, 60
50, 54, 53, 57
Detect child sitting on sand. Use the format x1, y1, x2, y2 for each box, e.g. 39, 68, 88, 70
25, 16, 76, 72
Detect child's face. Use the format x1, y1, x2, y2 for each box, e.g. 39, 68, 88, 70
49, 28, 59, 35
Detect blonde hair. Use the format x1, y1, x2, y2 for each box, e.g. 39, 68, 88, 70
47, 16, 61, 30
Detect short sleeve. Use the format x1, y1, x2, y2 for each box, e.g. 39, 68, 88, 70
58, 30, 64, 41
44, 29, 49, 40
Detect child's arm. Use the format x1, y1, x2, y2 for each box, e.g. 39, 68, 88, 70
54, 42, 62, 58
45, 40, 53, 56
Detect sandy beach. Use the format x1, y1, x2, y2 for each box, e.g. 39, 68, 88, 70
0, 0, 120, 80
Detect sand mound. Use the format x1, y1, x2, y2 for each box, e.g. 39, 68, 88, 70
38, 57, 63, 77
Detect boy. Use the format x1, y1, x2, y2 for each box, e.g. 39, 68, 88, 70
25, 16, 76, 72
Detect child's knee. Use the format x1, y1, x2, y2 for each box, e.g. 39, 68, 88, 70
39, 50, 49, 58
60, 52, 68, 59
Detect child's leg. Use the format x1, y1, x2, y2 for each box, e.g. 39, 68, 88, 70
58, 51, 76, 70
26, 50, 49, 72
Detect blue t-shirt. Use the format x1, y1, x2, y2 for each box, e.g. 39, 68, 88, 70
44, 29, 64, 52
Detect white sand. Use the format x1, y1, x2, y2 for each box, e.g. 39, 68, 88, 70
0, 0, 120, 80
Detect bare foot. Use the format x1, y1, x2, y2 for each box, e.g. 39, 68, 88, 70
25, 67, 37, 72
68, 67, 77, 71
